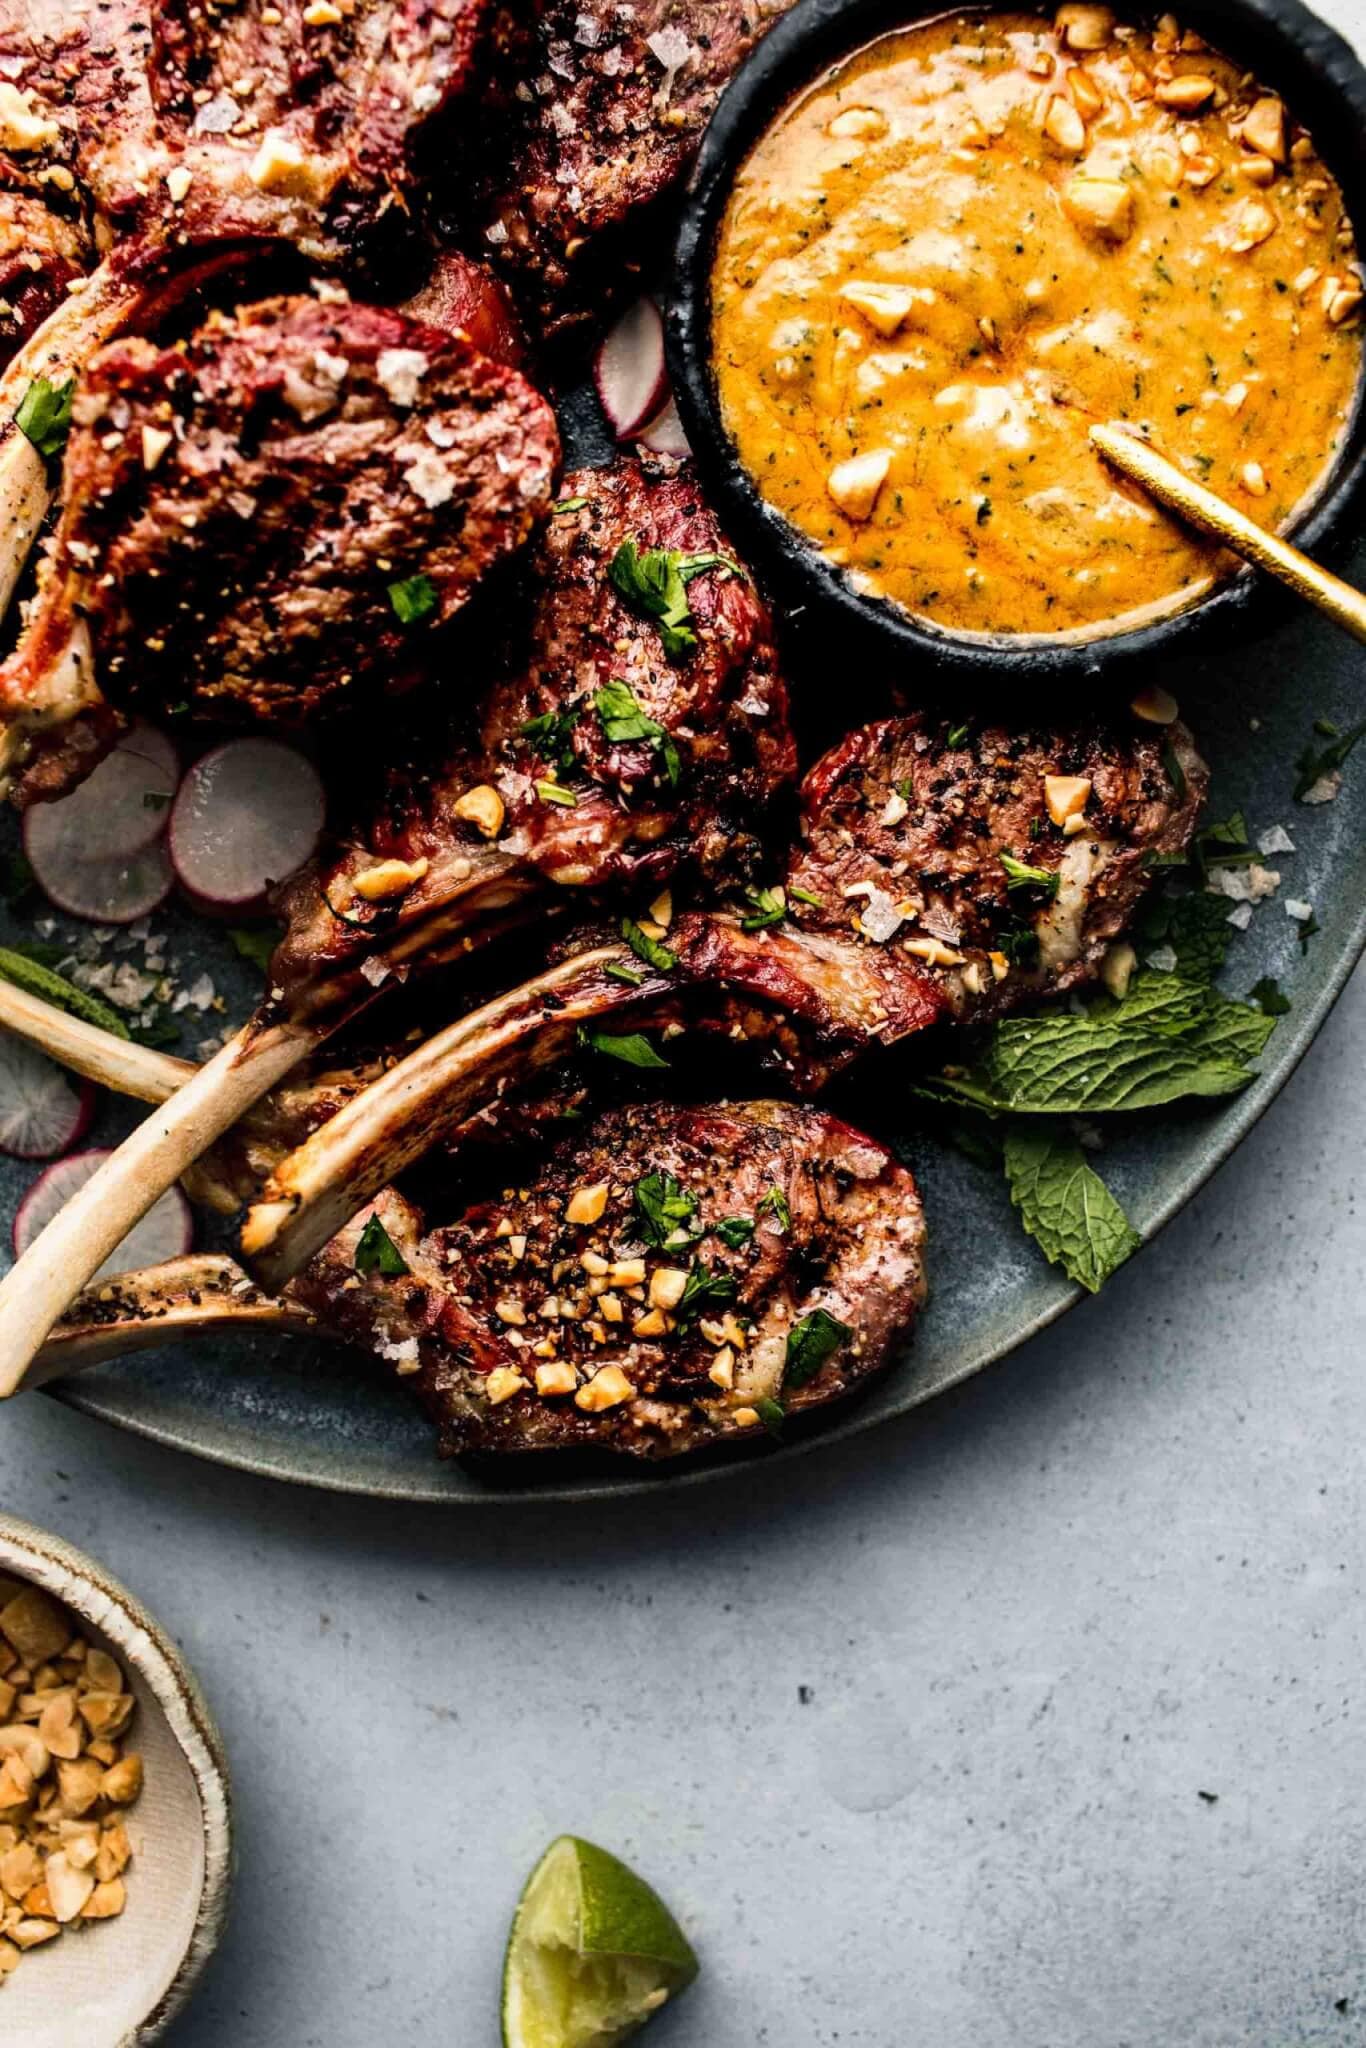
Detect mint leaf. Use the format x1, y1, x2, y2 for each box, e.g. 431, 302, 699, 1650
229, 924, 281, 974
354, 1213, 408, 1277
1004, 1125, 1140, 1294
757, 1185, 791, 1231
1294, 717, 1366, 800
577, 1026, 669, 1070
15, 375, 73, 461
0, 947, 130, 1039
715, 1216, 755, 1249
387, 573, 437, 625
633, 1171, 698, 1247
621, 918, 676, 973
784, 1307, 852, 1389
918, 971, 1273, 1116
678, 1262, 738, 1320
753, 1396, 785, 1437
594, 682, 681, 786
1000, 853, 1060, 899
519, 708, 579, 773
609, 540, 740, 661
1137, 890, 1231, 982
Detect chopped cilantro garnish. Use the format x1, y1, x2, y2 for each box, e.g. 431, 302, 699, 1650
354, 1213, 408, 1277
789, 886, 823, 910
1249, 975, 1291, 1016
621, 917, 677, 973
605, 962, 645, 986
998, 924, 1041, 970
577, 1025, 669, 1070
1000, 853, 1060, 899
753, 1396, 786, 1438
15, 375, 73, 461
677, 1262, 738, 1320
1294, 717, 1366, 800
758, 1186, 791, 1232
594, 681, 681, 786
387, 573, 438, 626
519, 708, 579, 773
228, 924, 281, 975
946, 723, 971, 747
608, 539, 741, 661
552, 495, 589, 513
784, 1308, 852, 1389
634, 1171, 699, 1247
714, 1216, 755, 1250
741, 884, 786, 932
535, 779, 578, 808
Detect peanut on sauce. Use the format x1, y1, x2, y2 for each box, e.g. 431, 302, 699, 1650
711, 7, 1362, 637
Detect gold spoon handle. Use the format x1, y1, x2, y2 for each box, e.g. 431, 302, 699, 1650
1090, 423, 1366, 646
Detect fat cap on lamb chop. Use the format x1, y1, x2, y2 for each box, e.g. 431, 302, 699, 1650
38, 1098, 929, 1463
0, 456, 795, 1385
0, 292, 561, 803
236, 707, 1208, 1285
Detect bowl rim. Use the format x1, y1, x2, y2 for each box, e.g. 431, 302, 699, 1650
667, 0, 1366, 680
0, 1511, 232, 2047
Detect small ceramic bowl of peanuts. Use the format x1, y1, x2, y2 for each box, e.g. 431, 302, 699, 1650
0, 1513, 231, 2045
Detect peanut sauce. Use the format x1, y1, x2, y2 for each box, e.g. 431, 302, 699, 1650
711, 6, 1362, 637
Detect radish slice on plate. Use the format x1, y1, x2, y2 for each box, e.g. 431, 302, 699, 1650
637, 398, 691, 459
169, 739, 325, 912
23, 723, 179, 872
0, 1038, 95, 1160
12, 1149, 193, 1277
595, 298, 668, 441
28, 838, 174, 925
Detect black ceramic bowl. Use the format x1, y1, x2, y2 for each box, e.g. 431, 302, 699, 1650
668, 0, 1366, 687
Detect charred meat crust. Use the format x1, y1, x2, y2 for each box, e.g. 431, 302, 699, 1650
270, 454, 795, 998
787, 711, 1208, 1021
471, 0, 799, 345
293, 1098, 928, 1460
3, 0, 492, 262
0, 293, 560, 792
397, 250, 529, 371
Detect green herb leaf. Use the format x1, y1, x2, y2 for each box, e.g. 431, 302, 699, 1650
0, 947, 131, 1039
1003, 1124, 1140, 1294
1249, 975, 1290, 1016
552, 495, 589, 513
608, 540, 741, 662
753, 1396, 785, 1438
789, 886, 824, 910
634, 1171, 699, 1248
677, 1262, 738, 1319
594, 682, 682, 787
15, 375, 73, 461
1294, 717, 1366, 800
945, 723, 971, 748
605, 962, 645, 986
228, 924, 281, 974
918, 970, 1275, 1116
387, 573, 438, 626
621, 917, 676, 973
784, 1307, 852, 1389
354, 1213, 409, 1278
1000, 852, 1060, 899
757, 1185, 791, 1232
1136, 889, 1231, 983
714, 1216, 755, 1250
741, 884, 786, 932
535, 779, 578, 809
1197, 811, 1256, 872
519, 708, 579, 773
577, 1026, 670, 1070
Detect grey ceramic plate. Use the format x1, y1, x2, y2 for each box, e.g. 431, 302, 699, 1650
1, 412, 1363, 1507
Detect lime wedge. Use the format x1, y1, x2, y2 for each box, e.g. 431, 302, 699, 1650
502, 1835, 698, 2048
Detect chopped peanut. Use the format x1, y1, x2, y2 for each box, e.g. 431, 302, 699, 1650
1055, 4, 1113, 51
1044, 774, 1092, 825
452, 784, 506, 839
1239, 461, 1270, 495
1102, 941, 1137, 998
0, 1592, 70, 1669
535, 1362, 578, 1398
484, 1366, 528, 1407
81, 1878, 126, 1921
1130, 684, 1179, 725
1061, 176, 1133, 239
709, 1348, 736, 1391
352, 856, 429, 902
574, 1366, 635, 1413
648, 1267, 689, 1311
565, 1182, 610, 1227
1043, 95, 1086, 152
1155, 73, 1215, 110
1229, 199, 1276, 251
840, 281, 919, 336
904, 936, 967, 968
631, 1308, 669, 1339
1240, 94, 1286, 162
100, 1755, 143, 1807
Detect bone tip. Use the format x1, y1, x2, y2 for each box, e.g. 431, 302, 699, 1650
239, 1198, 296, 1260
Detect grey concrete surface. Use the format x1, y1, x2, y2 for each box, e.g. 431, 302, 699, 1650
0, 952, 1361, 2048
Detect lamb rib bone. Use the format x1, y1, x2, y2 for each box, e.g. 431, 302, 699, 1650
30, 1256, 318, 1389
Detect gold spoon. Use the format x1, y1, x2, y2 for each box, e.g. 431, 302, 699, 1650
1090, 422, 1366, 645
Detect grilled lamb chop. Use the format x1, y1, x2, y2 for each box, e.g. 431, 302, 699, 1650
236, 708, 1207, 1283
472, 0, 797, 347
272, 454, 793, 1006
398, 250, 528, 371
39, 1098, 929, 1463
0, 457, 793, 1382
0, 292, 560, 801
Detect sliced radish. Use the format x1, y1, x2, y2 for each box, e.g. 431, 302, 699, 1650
0, 1038, 95, 1160
169, 739, 325, 913
22, 724, 178, 873
29, 839, 174, 925
12, 1149, 192, 1279
637, 397, 691, 459
595, 297, 669, 441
